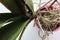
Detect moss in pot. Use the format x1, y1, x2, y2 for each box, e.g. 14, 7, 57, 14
34, 3, 60, 40
37, 3, 60, 31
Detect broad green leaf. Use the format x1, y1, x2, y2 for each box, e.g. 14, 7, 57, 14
0, 16, 20, 28
0, 0, 33, 40
0, 16, 30, 40
0, 13, 21, 21
0, 0, 26, 15
26, 0, 34, 15
0, 13, 24, 28
14, 0, 26, 15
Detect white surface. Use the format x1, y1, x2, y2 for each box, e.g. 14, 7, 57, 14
0, 3, 11, 13
0, 0, 60, 40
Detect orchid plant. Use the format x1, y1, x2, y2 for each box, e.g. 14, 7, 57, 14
0, 0, 60, 40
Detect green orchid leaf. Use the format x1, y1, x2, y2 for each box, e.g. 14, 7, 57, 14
0, 13, 25, 28
0, 0, 34, 40
0, 13, 21, 21
0, 0, 26, 15
0, 16, 20, 28
0, 16, 30, 40
26, 0, 34, 15
14, 0, 26, 15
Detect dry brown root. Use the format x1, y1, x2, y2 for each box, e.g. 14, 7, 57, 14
34, 0, 60, 40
